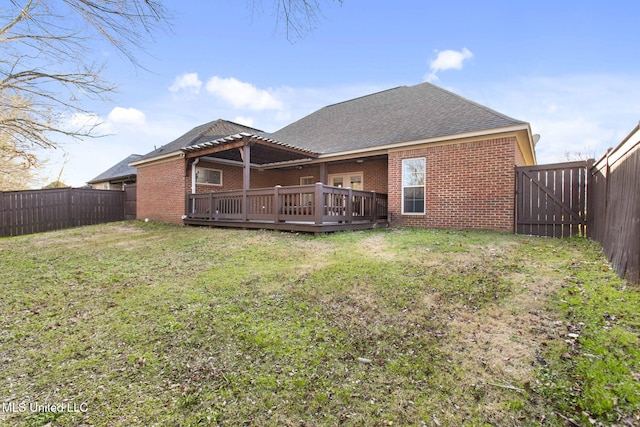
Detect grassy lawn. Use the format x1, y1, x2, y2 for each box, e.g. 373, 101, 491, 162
0, 222, 638, 426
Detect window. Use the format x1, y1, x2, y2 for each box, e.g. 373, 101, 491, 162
300, 176, 314, 185
328, 172, 363, 190
195, 167, 222, 186
402, 158, 425, 214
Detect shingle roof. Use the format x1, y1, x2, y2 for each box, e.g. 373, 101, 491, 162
137, 119, 264, 161
270, 82, 528, 154
87, 154, 142, 184
136, 83, 530, 166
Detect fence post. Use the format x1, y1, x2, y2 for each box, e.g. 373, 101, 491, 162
0, 191, 4, 237
586, 159, 595, 237
67, 187, 74, 228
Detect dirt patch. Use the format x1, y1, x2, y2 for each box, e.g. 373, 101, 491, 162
355, 234, 395, 260
440, 273, 566, 418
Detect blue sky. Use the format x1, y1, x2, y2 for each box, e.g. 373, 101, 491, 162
43, 0, 640, 187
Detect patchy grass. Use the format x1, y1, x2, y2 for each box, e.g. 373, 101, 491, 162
0, 222, 638, 426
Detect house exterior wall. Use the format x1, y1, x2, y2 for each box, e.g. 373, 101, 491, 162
137, 157, 187, 224
326, 158, 388, 194
388, 137, 517, 232
259, 158, 388, 193
192, 161, 244, 193
189, 157, 388, 194
139, 138, 520, 231
91, 182, 111, 190
515, 142, 527, 166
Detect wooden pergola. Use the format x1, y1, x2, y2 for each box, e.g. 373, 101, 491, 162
181, 133, 388, 233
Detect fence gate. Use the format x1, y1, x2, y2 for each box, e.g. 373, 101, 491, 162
516, 161, 589, 238
124, 184, 137, 220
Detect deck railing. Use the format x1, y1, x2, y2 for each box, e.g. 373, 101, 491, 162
186, 183, 387, 224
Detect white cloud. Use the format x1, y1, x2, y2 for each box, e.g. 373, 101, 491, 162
205, 76, 284, 111
107, 107, 147, 126
169, 73, 203, 94
425, 48, 474, 82
233, 116, 254, 127
64, 112, 104, 132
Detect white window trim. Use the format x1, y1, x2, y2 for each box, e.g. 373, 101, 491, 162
195, 166, 223, 186
401, 157, 426, 215
300, 176, 315, 185
328, 171, 364, 189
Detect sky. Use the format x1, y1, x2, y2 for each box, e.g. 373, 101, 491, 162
37, 0, 640, 187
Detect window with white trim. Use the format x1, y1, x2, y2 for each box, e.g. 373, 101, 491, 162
402, 158, 425, 214
195, 167, 222, 186
300, 176, 314, 185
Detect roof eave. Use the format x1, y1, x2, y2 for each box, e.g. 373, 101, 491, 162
87, 174, 137, 185
130, 150, 185, 166
322, 124, 534, 159
260, 124, 534, 168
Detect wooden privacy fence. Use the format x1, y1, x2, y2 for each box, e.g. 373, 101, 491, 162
1, 188, 125, 237
124, 184, 137, 220
588, 126, 640, 285
516, 161, 589, 238
515, 126, 639, 285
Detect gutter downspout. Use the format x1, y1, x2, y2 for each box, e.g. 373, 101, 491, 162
189, 158, 200, 215
191, 158, 200, 194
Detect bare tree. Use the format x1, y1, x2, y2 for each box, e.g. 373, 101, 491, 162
0, 0, 169, 169
0, 150, 38, 190
561, 148, 598, 162
1, 0, 337, 174
251, 0, 343, 40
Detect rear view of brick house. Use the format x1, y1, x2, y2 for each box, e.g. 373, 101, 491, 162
131, 82, 536, 232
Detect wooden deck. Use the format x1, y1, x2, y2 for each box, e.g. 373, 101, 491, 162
184, 183, 388, 233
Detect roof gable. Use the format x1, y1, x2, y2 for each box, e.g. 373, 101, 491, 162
87, 154, 142, 184
270, 82, 527, 153
138, 119, 263, 161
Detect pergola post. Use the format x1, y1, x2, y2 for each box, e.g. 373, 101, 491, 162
240, 144, 251, 221
319, 163, 328, 184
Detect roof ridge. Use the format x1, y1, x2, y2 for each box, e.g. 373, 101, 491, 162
182, 119, 264, 148
421, 82, 525, 124
320, 86, 405, 110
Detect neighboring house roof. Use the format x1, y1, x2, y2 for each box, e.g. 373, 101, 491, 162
137, 120, 264, 162
87, 154, 143, 184
270, 82, 528, 154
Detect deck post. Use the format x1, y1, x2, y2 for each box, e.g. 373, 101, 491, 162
314, 182, 324, 225
371, 192, 377, 221
209, 192, 214, 220
346, 187, 353, 223
274, 185, 282, 223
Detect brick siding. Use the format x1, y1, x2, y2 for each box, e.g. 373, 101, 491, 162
388, 137, 517, 232
190, 157, 388, 194
136, 157, 187, 224
137, 140, 517, 232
